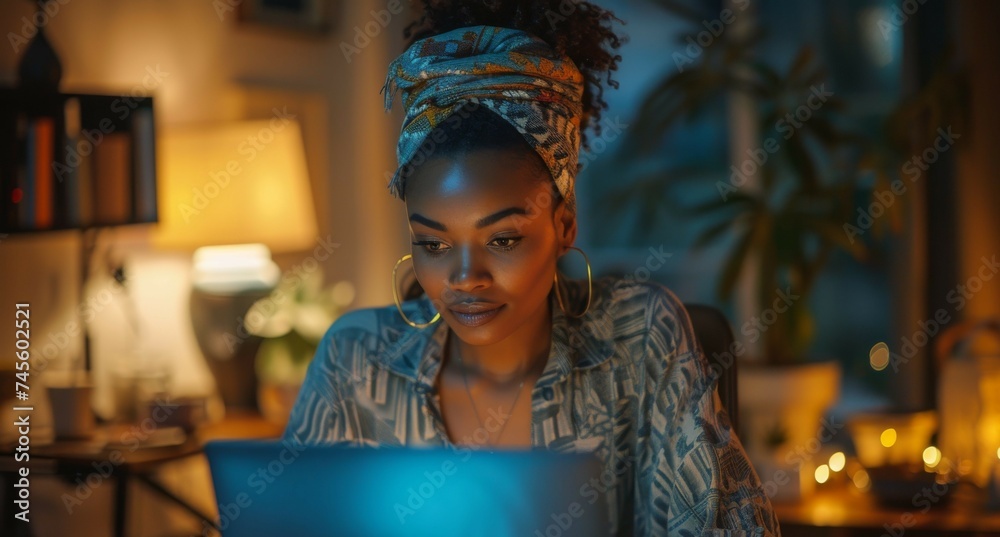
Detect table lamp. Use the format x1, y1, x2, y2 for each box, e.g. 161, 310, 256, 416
155, 118, 318, 413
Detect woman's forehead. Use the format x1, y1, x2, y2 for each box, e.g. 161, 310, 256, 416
405, 150, 551, 207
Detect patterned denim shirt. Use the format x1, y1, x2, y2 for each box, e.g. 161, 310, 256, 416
283, 275, 781, 536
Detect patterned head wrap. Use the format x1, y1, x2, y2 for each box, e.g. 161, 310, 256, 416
381, 25, 585, 212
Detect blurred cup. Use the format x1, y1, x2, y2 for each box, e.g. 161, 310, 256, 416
111, 364, 171, 424
48, 384, 96, 440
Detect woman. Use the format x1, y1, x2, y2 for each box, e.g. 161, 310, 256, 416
284, 1, 780, 535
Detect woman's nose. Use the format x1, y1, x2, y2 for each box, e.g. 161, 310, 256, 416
447, 247, 492, 292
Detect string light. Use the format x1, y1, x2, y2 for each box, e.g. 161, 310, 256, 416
880, 428, 897, 448
829, 452, 846, 472
815, 464, 831, 484
922, 446, 941, 468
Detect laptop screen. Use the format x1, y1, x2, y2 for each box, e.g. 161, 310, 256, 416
204, 439, 612, 537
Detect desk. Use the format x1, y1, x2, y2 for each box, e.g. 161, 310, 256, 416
774, 481, 1000, 537
1, 411, 282, 537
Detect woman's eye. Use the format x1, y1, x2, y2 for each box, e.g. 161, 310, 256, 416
412, 241, 447, 254
490, 237, 522, 249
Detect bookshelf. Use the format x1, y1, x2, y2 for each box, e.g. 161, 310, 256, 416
0, 88, 158, 233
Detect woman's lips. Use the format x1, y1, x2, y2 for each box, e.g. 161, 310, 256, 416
448, 304, 505, 327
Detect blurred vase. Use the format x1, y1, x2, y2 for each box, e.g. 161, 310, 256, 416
738, 360, 842, 500
937, 319, 1000, 487
189, 287, 269, 412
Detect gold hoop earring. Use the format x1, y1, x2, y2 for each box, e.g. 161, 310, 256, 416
392, 253, 441, 329
553, 246, 592, 318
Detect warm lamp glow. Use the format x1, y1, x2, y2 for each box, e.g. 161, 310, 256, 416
829, 452, 846, 472
923, 446, 942, 467
881, 428, 897, 447
154, 119, 318, 251
191, 243, 280, 294
814, 464, 830, 484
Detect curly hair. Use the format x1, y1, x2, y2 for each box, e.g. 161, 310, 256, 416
402, 0, 625, 151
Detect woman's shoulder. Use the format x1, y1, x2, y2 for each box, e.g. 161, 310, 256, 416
586, 275, 694, 352
317, 299, 430, 354
589, 275, 688, 320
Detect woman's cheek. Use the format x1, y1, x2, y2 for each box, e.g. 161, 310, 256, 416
413, 259, 451, 307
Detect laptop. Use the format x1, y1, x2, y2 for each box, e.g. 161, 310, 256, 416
204, 439, 612, 537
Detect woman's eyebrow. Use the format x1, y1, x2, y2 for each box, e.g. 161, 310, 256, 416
409, 213, 447, 231
409, 206, 528, 231
476, 206, 529, 228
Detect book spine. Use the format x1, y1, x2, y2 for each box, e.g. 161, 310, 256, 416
132, 106, 156, 223
63, 97, 82, 227
93, 131, 132, 225
21, 120, 36, 227
34, 116, 54, 229
0, 104, 17, 230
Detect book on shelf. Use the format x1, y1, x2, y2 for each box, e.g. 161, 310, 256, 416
0, 88, 158, 232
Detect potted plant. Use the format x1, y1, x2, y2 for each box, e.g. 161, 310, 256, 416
604, 1, 967, 494
598, 4, 881, 491
243, 270, 356, 426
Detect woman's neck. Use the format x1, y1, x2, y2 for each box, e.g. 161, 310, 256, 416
445, 296, 552, 386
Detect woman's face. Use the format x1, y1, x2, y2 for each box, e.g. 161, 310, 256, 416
404, 148, 576, 346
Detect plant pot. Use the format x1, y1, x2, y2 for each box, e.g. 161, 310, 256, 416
257, 381, 303, 428
737, 360, 842, 498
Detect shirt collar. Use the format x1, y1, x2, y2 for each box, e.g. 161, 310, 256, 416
377, 277, 616, 391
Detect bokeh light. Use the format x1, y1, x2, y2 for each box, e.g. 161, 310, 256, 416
922, 446, 941, 467
815, 464, 831, 484
852, 469, 871, 491
829, 452, 846, 472
869, 342, 890, 371
880, 428, 897, 448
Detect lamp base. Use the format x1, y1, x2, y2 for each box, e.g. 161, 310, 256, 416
189, 287, 270, 412
204, 335, 264, 411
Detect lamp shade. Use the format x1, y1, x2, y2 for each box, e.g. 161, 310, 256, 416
154, 119, 317, 252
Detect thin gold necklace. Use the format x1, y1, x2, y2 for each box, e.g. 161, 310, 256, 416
452, 346, 530, 449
